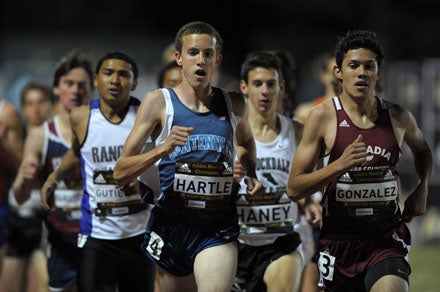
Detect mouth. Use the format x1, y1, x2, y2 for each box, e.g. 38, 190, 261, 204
195, 69, 206, 77
355, 81, 369, 90
108, 88, 120, 95
258, 99, 271, 107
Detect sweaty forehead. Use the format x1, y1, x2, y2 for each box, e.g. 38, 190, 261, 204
182, 34, 217, 50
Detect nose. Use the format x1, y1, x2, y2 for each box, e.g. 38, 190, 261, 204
357, 65, 367, 77
197, 52, 205, 65
71, 82, 80, 94
110, 72, 120, 84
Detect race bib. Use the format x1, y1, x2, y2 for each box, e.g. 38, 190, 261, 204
236, 192, 297, 234
334, 166, 398, 216
54, 189, 82, 209
318, 251, 336, 281
172, 162, 233, 210
93, 169, 141, 203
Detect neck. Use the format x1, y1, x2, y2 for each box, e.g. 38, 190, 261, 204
100, 98, 130, 122
174, 84, 212, 112
249, 109, 279, 139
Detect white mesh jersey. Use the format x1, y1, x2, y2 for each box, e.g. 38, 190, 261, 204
79, 98, 150, 240
237, 114, 313, 259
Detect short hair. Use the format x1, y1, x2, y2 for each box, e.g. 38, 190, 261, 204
53, 50, 94, 89
335, 30, 384, 69
240, 51, 283, 83
157, 60, 180, 88
174, 21, 223, 55
20, 81, 53, 107
95, 51, 139, 80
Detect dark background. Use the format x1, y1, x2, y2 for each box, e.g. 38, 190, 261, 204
3, 0, 440, 75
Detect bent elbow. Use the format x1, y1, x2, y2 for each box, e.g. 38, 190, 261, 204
287, 183, 305, 202
287, 189, 305, 202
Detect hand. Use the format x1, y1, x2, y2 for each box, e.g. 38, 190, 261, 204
163, 126, 194, 154
233, 160, 245, 182
41, 173, 58, 210
119, 180, 139, 196
304, 202, 322, 227
337, 135, 366, 172
244, 176, 263, 196
401, 184, 428, 223
19, 160, 39, 182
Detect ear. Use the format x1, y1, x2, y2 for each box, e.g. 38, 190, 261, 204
93, 74, 98, 88
239, 80, 247, 95
334, 65, 343, 81
279, 79, 286, 94
176, 51, 182, 66
53, 86, 59, 97
216, 54, 223, 66
377, 68, 382, 77
131, 80, 138, 91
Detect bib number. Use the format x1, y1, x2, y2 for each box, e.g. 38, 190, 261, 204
146, 231, 164, 260
318, 251, 335, 281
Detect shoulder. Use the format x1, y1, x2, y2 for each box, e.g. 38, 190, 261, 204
70, 105, 91, 138
293, 100, 315, 122
70, 104, 90, 123
308, 98, 335, 121
383, 99, 415, 128
142, 89, 166, 105
136, 89, 167, 123
1, 101, 21, 124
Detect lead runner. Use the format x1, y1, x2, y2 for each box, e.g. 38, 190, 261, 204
114, 21, 263, 292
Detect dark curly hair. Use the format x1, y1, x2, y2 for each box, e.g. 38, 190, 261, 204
335, 30, 384, 70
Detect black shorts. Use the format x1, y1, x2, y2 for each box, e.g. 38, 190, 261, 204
46, 230, 79, 291
78, 235, 156, 292
6, 211, 44, 257
234, 233, 301, 292
364, 257, 410, 291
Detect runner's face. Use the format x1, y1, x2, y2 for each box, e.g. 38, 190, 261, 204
177, 34, 221, 88
22, 89, 52, 127
94, 58, 137, 106
337, 48, 380, 99
54, 68, 92, 112
241, 67, 281, 116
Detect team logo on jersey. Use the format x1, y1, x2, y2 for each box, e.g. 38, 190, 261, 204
366, 145, 392, 161
95, 173, 107, 184
339, 120, 350, 127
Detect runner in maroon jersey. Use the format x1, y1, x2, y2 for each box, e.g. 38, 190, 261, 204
287, 30, 432, 292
